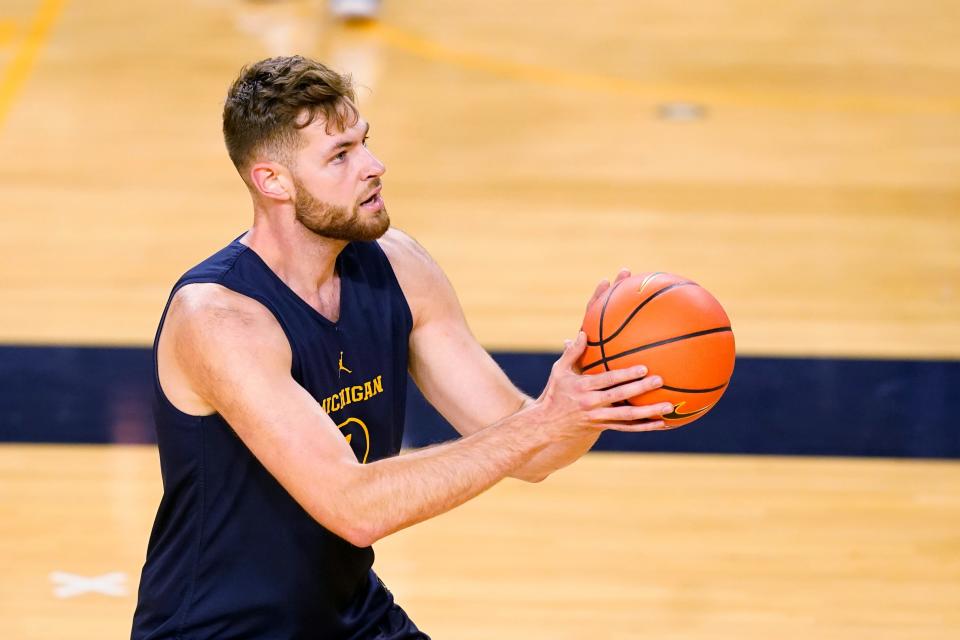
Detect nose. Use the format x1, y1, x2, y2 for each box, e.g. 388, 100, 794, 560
363, 146, 386, 179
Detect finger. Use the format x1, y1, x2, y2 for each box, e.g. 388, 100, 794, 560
656, 422, 685, 431
598, 419, 668, 432
588, 402, 674, 423
555, 331, 587, 371
589, 376, 665, 406
585, 279, 611, 312
613, 268, 631, 283
581, 364, 649, 391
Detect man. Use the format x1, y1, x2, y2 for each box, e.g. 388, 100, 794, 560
132, 55, 674, 639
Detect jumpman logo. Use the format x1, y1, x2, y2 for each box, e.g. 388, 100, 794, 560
338, 351, 352, 377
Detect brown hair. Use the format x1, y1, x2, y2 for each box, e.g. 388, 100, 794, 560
222, 56, 358, 174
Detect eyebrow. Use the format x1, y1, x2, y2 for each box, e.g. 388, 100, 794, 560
328, 121, 370, 154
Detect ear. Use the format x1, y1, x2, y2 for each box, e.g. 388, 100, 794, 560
249, 162, 293, 202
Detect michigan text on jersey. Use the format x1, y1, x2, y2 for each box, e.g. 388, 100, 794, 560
320, 375, 384, 414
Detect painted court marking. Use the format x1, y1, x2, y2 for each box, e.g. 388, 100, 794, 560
49, 571, 127, 598
0, 0, 67, 132
358, 21, 960, 116
0, 20, 18, 46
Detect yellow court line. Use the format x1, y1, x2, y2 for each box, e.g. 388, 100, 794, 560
0, 0, 67, 132
0, 21, 19, 46
364, 22, 960, 116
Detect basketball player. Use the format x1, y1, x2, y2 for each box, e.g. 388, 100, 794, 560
131, 56, 675, 639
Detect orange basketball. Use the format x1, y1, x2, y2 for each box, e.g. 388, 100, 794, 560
578, 272, 736, 427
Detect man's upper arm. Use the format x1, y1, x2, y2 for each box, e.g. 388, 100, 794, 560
379, 229, 529, 436
166, 284, 367, 541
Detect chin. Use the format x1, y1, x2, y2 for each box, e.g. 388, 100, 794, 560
365, 210, 391, 239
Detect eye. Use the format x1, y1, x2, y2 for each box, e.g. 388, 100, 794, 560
333, 150, 347, 163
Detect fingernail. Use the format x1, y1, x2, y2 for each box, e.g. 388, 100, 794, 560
637, 366, 648, 376
649, 375, 662, 386
661, 404, 674, 413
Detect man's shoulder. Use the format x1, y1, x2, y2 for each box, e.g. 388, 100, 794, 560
376, 228, 460, 327
377, 227, 439, 282
167, 282, 281, 341
159, 281, 292, 414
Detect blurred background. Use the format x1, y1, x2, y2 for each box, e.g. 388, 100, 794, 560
0, 0, 957, 638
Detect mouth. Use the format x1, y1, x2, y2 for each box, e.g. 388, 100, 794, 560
359, 187, 383, 211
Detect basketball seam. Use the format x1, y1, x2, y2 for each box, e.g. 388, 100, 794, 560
586, 281, 697, 347
596, 279, 627, 372
580, 326, 733, 372
661, 383, 728, 394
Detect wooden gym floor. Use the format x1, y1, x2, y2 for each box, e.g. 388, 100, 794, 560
0, 0, 958, 637
2, 446, 959, 639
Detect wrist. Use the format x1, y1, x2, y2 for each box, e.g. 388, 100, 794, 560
507, 398, 553, 452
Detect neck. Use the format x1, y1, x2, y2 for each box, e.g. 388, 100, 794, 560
241, 204, 348, 305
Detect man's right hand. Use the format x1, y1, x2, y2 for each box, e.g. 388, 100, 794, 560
531, 330, 674, 444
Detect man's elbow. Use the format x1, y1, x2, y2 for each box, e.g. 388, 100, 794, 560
511, 468, 551, 483
302, 466, 388, 547
342, 524, 381, 549
303, 493, 384, 548
318, 515, 382, 548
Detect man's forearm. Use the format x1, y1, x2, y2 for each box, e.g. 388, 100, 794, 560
344, 404, 548, 545
323, 348, 665, 544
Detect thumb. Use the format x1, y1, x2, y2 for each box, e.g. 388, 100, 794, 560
557, 331, 587, 371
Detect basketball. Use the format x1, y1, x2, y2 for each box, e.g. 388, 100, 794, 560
578, 272, 736, 427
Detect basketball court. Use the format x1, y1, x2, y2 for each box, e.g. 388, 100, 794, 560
1, 0, 958, 637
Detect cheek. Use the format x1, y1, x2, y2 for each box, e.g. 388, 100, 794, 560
302, 158, 363, 204
300, 168, 348, 201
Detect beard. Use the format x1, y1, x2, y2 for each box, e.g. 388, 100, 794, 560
293, 176, 390, 242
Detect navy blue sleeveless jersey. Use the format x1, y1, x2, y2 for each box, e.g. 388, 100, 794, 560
132, 234, 414, 639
